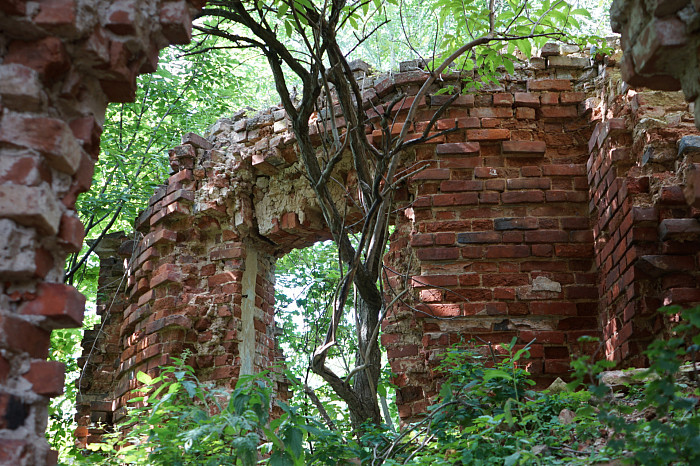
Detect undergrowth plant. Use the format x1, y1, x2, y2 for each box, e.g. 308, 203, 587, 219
81, 355, 306, 466
373, 339, 607, 465
570, 305, 700, 465
75, 305, 700, 465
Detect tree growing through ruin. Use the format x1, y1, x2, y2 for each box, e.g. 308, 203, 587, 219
196, 0, 600, 430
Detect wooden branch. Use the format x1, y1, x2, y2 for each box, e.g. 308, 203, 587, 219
303, 384, 337, 431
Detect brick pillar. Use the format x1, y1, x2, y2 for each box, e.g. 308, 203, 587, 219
74, 232, 130, 448
588, 62, 700, 366
0, 2, 205, 464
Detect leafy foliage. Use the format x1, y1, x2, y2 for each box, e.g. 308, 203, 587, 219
78, 355, 308, 466
66, 40, 276, 293
571, 305, 700, 465
63, 305, 700, 465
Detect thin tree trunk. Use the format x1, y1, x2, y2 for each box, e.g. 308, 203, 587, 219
350, 297, 382, 429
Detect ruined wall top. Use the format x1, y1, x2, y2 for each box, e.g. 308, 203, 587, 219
156, 44, 607, 256
611, 0, 700, 125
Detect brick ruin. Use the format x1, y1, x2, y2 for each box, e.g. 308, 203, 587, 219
611, 0, 700, 115
1, 2, 700, 465
73, 46, 700, 431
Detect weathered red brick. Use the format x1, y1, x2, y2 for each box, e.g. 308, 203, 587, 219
501, 191, 545, 203
470, 107, 513, 118
5, 37, 69, 79
0, 184, 62, 234
0, 315, 50, 358
542, 164, 586, 176
560, 92, 586, 104
0, 355, 9, 383
467, 129, 510, 140
485, 245, 530, 258
24, 360, 65, 397
415, 248, 460, 261
456, 117, 480, 128
160, 0, 192, 44
683, 164, 700, 208
150, 264, 181, 288
411, 275, 459, 287
0, 155, 48, 186
69, 115, 103, 159
435, 142, 480, 155
540, 106, 578, 118
502, 140, 546, 156
530, 302, 577, 315
35, 0, 77, 34
540, 93, 559, 105
410, 234, 434, 246
412, 168, 450, 180
493, 93, 514, 106
20, 283, 85, 329
524, 230, 568, 243
0, 64, 44, 112
515, 107, 536, 119
514, 92, 540, 107
105, 0, 137, 35
0, 439, 29, 464
432, 193, 478, 206
527, 79, 572, 91
57, 212, 85, 253
664, 288, 700, 304
0, 112, 82, 174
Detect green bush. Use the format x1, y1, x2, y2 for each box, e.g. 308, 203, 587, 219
75, 305, 700, 465
373, 339, 607, 465
571, 305, 700, 465
80, 356, 307, 466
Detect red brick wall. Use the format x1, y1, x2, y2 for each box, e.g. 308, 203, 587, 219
588, 62, 700, 366
381, 70, 600, 419
78, 49, 700, 429
0, 2, 204, 464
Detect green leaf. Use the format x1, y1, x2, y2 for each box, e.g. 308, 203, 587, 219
483, 369, 513, 381
504, 452, 521, 466
263, 426, 285, 449
283, 426, 304, 459
570, 7, 592, 18
518, 40, 532, 59
269, 450, 294, 466
136, 371, 152, 385
504, 398, 515, 427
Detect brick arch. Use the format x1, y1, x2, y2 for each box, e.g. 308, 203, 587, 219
0, 1, 206, 464
78, 54, 612, 430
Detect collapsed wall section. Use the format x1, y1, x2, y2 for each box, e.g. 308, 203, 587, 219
80, 45, 700, 430
382, 52, 601, 418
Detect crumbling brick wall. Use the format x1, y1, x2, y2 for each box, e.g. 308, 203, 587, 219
81, 45, 695, 428
382, 52, 602, 417
611, 0, 700, 126
2, 0, 699, 457
588, 52, 700, 366
0, 1, 204, 464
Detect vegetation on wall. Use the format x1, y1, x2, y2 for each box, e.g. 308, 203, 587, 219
193, 0, 605, 430
61, 305, 700, 465
47, 0, 700, 464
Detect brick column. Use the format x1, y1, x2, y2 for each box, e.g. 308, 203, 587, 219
0, 1, 205, 464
